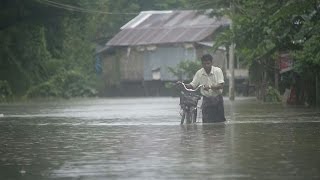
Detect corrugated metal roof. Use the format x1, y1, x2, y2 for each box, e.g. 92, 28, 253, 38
107, 10, 230, 46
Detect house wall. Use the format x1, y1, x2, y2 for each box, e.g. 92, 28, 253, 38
109, 45, 194, 82
143, 45, 196, 81
102, 44, 228, 83
119, 47, 144, 81
100, 51, 120, 86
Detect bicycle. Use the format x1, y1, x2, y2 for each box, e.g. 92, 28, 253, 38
177, 82, 203, 124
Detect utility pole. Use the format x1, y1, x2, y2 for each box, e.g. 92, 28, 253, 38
229, 43, 235, 100
317, 73, 319, 107
229, 0, 235, 101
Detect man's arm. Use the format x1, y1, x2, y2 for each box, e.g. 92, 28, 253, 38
213, 68, 224, 90
203, 83, 223, 91
211, 83, 224, 90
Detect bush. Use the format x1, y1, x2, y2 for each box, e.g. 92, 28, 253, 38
25, 71, 97, 99
25, 81, 60, 98
168, 60, 201, 81
265, 86, 281, 102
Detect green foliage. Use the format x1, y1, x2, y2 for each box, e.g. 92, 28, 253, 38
0, 80, 13, 102
0, 24, 52, 94
26, 71, 97, 99
265, 86, 281, 103
0, 0, 108, 98
196, 0, 320, 66
168, 60, 201, 81
25, 81, 60, 98
294, 35, 320, 73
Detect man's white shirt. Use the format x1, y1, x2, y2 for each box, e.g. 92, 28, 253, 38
190, 66, 224, 97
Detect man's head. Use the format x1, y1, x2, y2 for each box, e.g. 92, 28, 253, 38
201, 54, 213, 72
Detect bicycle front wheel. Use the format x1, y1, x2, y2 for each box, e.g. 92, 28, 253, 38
191, 108, 197, 123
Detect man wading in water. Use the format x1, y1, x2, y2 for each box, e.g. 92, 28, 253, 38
178, 54, 226, 123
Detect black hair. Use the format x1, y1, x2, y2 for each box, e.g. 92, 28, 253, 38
201, 54, 213, 62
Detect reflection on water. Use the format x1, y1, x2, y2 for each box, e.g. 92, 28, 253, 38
0, 97, 319, 179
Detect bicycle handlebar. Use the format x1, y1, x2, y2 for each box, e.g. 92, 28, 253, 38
179, 82, 203, 92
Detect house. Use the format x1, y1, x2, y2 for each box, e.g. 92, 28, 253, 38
97, 10, 248, 96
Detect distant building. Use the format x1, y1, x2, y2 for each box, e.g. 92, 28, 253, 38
97, 10, 248, 96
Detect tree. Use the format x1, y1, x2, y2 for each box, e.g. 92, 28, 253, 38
193, 0, 320, 104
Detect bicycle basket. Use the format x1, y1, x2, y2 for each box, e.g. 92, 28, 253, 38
180, 92, 200, 106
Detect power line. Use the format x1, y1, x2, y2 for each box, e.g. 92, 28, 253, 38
41, 0, 88, 12
37, 0, 139, 15
40, 0, 139, 15
41, 0, 112, 14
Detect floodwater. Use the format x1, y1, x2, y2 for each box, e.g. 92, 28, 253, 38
0, 97, 319, 180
